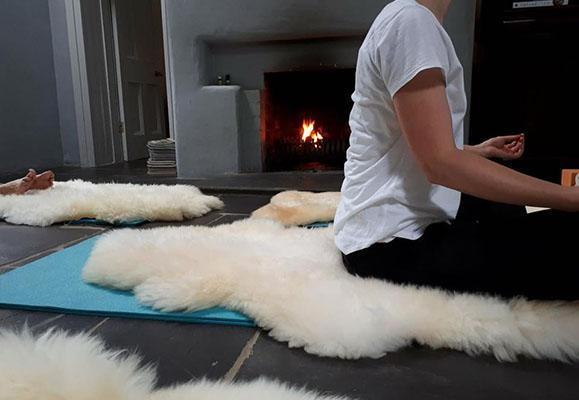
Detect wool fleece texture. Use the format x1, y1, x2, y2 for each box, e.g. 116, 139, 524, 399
251, 191, 341, 226
0, 329, 348, 400
0, 180, 223, 226
83, 219, 579, 362
251, 191, 543, 225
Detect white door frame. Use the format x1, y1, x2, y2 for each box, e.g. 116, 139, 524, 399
99, 0, 125, 164
63, 0, 96, 167
160, 0, 176, 141
60, 0, 173, 166
110, 0, 175, 161
109, 0, 129, 160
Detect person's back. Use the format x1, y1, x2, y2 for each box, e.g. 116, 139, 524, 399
335, 0, 467, 255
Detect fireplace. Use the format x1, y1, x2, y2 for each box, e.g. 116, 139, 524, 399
261, 69, 354, 172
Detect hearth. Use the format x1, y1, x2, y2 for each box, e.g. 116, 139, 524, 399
261, 69, 354, 172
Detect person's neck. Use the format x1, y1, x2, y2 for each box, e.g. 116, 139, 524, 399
416, 0, 450, 23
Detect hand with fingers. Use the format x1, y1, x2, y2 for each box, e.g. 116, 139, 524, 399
474, 133, 525, 160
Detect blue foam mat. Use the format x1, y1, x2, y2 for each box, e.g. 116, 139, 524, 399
67, 218, 147, 227
0, 237, 254, 327
0, 218, 147, 227
304, 221, 332, 229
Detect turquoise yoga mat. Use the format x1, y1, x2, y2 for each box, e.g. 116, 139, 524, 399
67, 218, 147, 227
0, 237, 254, 327
304, 222, 332, 229
0, 218, 147, 227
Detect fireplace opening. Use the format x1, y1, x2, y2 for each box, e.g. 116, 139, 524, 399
261, 69, 355, 172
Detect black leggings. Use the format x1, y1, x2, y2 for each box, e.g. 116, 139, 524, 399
342, 195, 579, 300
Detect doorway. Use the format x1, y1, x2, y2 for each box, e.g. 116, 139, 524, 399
110, 0, 170, 161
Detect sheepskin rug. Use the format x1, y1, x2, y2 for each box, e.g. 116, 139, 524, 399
0, 180, 223, 226
0, 329, 347, 400
251, 191, 544, 226
83, 219, 579, 362
251, 191, 340, 226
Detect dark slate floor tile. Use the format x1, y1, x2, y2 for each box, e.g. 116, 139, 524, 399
2, 312, 108, 336
34, 313, 109, 334
141, 194, 267, 229
237, 335, 579, 400
0, 308, 21, 322
0, 310, 64, 330
210, 214, 249, 226
92, 317, 257, 386
216, 194, 272, 215
0, 223, 101, 267
190, 171, 344, 193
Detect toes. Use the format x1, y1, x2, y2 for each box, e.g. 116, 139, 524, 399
35, 171, 56, 188
38, 170, 55, 180
24, 169, 36, 182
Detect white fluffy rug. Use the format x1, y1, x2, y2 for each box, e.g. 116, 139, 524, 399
0, 180, 223, 226
83, 219, 579, 362
0, 329, 347, 400
251, 192, 545, 226
251, 191, 340, 226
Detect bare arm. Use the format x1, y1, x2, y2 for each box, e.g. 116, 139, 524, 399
393, 69, 579, 212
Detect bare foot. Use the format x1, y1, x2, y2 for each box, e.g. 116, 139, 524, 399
0, 169, 36, 195
31, 170, 55, 191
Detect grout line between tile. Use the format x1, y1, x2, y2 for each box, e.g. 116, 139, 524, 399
222, 330, 261, 383
207, 215, 227, 226
204, 213, 230, 224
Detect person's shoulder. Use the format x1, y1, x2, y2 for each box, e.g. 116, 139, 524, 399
368, 2, 436, 41
390, 2, 439, 30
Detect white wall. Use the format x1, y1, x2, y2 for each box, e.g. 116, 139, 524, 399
0, 0, 125, 175
0, 0, 63, 175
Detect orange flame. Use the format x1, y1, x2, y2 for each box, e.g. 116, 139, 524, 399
301, 119, 324, 144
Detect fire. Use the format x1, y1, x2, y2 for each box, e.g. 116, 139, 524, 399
301, 119, 324, 145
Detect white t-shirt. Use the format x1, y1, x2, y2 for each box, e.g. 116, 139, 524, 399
334, 0, 468, 255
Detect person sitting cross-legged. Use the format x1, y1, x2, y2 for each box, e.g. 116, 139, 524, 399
336, 0, 579, 301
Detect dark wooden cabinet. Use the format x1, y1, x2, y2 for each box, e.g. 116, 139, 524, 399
470, 0, 579, 182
